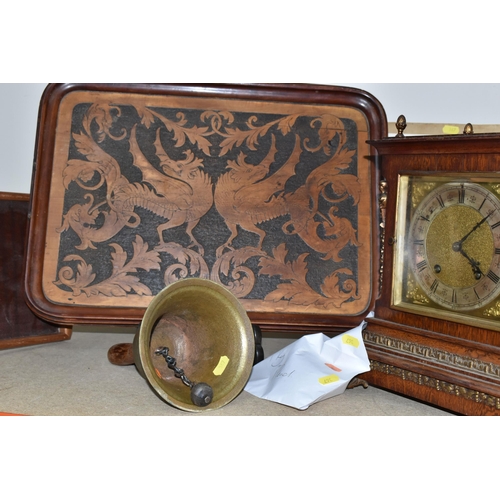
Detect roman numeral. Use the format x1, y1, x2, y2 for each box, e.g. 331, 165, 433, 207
419, 215, 430, 222
491, 221, 500, 230
487, 270, 500, 284
430, 279, 439, 293
495, 248, 500, 255
451, 289, 457, 304
479, 198, 487, 211
436, 195, 445, 208
458, 185, 465, 204
416, 260, 427, 272
414, 239, 424, 246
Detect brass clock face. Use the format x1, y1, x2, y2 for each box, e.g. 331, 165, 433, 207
393, 174, 500, 331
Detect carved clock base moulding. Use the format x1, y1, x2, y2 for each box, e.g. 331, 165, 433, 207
362, 318, 500, 415
25, 83, 387, 333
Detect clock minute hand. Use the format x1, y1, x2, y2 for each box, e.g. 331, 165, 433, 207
457, 210, 495, 245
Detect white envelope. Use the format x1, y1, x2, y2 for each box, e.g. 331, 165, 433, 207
244, 321, 371, 410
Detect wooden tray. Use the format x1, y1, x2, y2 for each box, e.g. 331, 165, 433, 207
0, 192, 71, 349
25, 83, 387, 333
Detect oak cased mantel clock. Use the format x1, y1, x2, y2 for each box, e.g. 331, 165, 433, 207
365, 124, 500, 415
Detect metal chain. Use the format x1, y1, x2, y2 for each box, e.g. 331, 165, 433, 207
155, 347, 194, 388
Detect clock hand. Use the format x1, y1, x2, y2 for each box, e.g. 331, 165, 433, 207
457, 247, 483, 279
455, 209, 495, 247
450, 210, 493, 279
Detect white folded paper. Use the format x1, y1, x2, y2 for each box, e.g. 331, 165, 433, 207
244, 321, 371, 410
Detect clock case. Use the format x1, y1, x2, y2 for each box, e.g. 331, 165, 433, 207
365, 132, 500, 415
24, 83, 387, 335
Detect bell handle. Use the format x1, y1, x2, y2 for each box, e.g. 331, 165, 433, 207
108, 342, 135, 366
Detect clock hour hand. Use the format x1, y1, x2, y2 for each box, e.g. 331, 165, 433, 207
455, 209, 495, 246
455, 245, 483, 279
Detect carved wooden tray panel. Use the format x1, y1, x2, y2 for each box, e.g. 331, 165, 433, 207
25, 84, 387, 332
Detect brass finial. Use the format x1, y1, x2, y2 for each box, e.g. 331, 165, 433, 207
463, 123, 474, 135
396, 115, 407, 138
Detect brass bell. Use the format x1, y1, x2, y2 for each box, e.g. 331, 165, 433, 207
108, 278, 257, 412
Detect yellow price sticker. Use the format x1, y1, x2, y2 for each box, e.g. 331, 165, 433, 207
319, 374, 340, 385
342, 334, 359, 348
213, 355, 230, 376
442, 125, 460, 135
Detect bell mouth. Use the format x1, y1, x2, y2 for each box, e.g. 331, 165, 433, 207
136, 278, 255, 412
